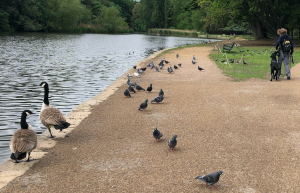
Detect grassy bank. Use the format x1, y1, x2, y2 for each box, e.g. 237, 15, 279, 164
148, 29, 198, 37
210, 45, 300, 81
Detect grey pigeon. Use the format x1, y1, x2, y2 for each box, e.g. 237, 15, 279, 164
127, 79, 134, 87
161, 58, 165, 61
195, 170, 223, 189
159, 89, 164, 96
147, 84, 152, 92
151, 64, 155, 69
192, 60, 196, 64
193, 55, 197, 60
178, 63, 181, 67
215, 58, 218, 61
124, 89, 131, 97
159, 65, 163, 69
134, 83, 145, 91
128, 85, 136, 93
174, 65, 178, 69
139, 99, 148, 111
176, 54, 179, 58
168, 135, 177, 151
153, 127, 163, 141
167, 67, 173, 73
137, 69, 144, 74
147, 62, 153, 67
140, 67, 146, 71
158, 61, 164, 66
151, 95, 163, 103
198, 66, 204, 71
155, 66, 160, 72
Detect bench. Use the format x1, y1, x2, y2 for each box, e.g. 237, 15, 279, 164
222, 41, 235, 52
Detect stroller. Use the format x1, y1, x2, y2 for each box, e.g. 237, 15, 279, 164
270, 51, 280, 81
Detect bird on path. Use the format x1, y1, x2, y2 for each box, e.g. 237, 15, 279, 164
165, 60, 170, 64
140, 67, 146, 71
147, 62, 153, 67
137, 69, 144, 74
158, 61, 164, 66
155, 66, 160, 72
153, 127, 163, 142
161, 58, 165, 62
176, 54, 179, 58
159, 65, 163, 69
192, 60, 196, 64
147, 84, 152, 92
178, 63, 182, 67
151, 65, 155, 69
159, 89, 164, 96
167, 67, 173, 73
139, 99, 148, 111
134, 83, 145, 91
193, 55, 197, 60
133, 66, 137, 69
124, 89, 131, 97
151, 95, 163, 103
127, 79, 134, 87
198, 66, 204, 71
128, 85, 136, 93
243, 60, 247, 65
10, 110, 37, 163
134, 72, 140, 77
174, 65, 178, 69
168, 135, 177, 151
195, 170, 223, 189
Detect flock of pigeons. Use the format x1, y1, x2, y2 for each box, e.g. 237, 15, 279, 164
124, 54, 222, 189
7, 54, 221, 189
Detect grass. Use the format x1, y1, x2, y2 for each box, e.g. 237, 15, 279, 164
210, 45, 300, 81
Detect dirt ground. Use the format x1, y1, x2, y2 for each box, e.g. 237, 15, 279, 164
1, 44, 300, 192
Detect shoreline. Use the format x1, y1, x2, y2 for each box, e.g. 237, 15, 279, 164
0, 48, 172, 190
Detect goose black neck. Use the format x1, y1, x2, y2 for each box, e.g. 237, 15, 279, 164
20, 113, 28, 129
43, 84, 50, 105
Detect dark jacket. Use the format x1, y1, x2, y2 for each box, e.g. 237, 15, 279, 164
276, 34, 294, 55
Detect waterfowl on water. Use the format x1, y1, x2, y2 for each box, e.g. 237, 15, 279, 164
10, 110, 37, 163
39, 81, 70, 138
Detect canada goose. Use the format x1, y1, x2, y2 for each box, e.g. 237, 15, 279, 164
10, 110, 37, 163
39, 81, 70, 138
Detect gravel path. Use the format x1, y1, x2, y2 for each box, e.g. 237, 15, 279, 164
1, 46, 300, 192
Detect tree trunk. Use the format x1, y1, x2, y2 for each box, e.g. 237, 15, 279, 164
248, 21, 264, 40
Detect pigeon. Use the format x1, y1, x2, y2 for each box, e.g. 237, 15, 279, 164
221, 60, 226, 63
137, 69, 144, 74
229, 59, 234, 63
153, 127, 163, 142
192, 60, 196, 64
159, 65, 163, 69
139, 99, 148, 111
128, 85, 136, 93
134, 72, 140, 77
193, 55, 197, 60
155, 66, 160, 72
140, 67, 146, 71
126, 73, 132, 77
158, 61, 164, 66
161, 58, 165, 61
232, 54, 235, 56
147, 84, 152, 92
127, 79, 134, 86
168, 135, 177, 151
250, 53, 253, 56
195, 170, 223, 189
159, 89, 164, 96
176, 54, 179, 58
147, 62, 153, 67
124, 89, 131, 98
167, 67, 173, 73
198, 66, 204, 71
174, 65, 178, 69
215, 58, 218, 61
243, 60, 247, 65
165, 60, 170, 64
134, 83, 145, 91
178, 63, 182, 67
133, 66, 137, 69
151, 95, 163, 103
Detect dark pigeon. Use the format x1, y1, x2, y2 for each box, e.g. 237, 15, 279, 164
134, 83, 145, 91
147, 62, 153, 67
158, 61, 164, 66
159, 89, 164, 96
151, 64, 155, 69
155, 66, 160, 72
178, 63, 182, 67
133, 66, 137, 69
198, 66, 204, 71
151, 95, 163, 103
147, 84, 152, 92
139, 99, 148, 111
243, 60, 247, 65
153, 127, 163, 141
192, 60, 196, 64
176, 54, 179, 58
127, 79, 134, 87
229, 59, 234, 63
195, 170, 223, 189
174, 65, 178, 69
140, 67, 146, 71
221, 60, 226, 63
124, 89, 131, 98
128, 85, 136, 93
165, 60, 170, 64
167, 67, 173, 73
168, 135, 177, 151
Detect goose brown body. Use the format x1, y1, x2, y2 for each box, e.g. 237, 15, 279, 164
10, 126, 37, 155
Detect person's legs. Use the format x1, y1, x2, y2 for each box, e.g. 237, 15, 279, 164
277, 51, 284, 79
283, 53, 290, 78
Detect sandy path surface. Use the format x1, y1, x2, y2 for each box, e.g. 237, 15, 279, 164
1, 46, 300, 192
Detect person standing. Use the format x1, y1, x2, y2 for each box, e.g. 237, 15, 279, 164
276, 28, 294, 80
